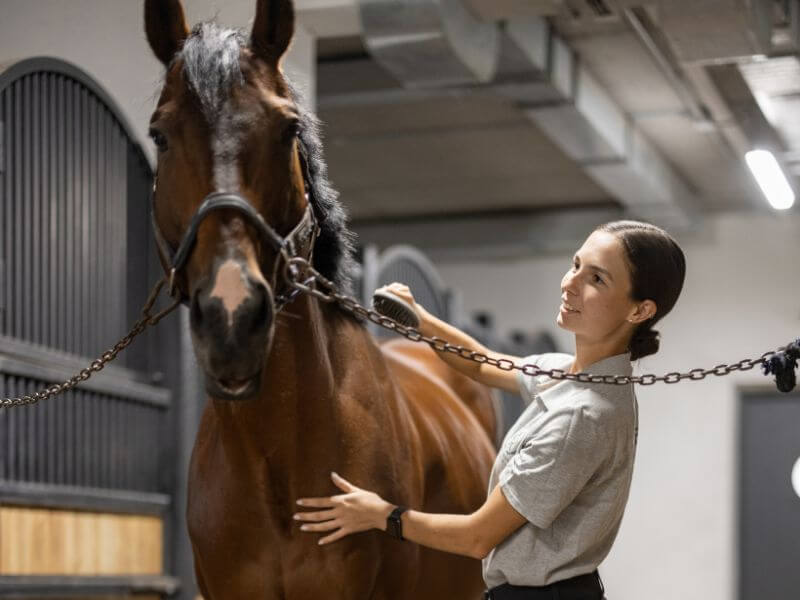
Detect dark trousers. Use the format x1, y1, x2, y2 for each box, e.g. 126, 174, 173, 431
483, 570, 605, 600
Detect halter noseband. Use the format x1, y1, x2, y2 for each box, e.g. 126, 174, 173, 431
151, 146, 321, 311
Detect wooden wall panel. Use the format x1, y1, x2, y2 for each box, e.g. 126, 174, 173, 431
0, 506, 162, 575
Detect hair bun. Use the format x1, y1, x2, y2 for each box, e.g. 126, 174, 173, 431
635, 327, 659, 340
630, 327, 660, 360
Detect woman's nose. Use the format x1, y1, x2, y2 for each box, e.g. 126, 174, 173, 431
562, 270, 579, 295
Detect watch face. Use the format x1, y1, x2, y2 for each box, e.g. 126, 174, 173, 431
388, 514, 401, 538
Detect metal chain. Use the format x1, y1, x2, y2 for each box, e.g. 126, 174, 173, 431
0, 278, 181, 407
283, 257, 777, 387
0, 254, 783, 408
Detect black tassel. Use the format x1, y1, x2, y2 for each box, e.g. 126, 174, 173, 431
762, 339, 800, 393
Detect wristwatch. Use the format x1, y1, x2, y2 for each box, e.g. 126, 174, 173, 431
386, 506, 408, 540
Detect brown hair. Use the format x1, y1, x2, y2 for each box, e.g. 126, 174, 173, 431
595, 220, 686, 360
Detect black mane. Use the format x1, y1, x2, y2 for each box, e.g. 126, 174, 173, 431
288, 83, 358, 298
176, 22, 358, 296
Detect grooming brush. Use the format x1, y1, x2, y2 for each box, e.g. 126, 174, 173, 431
372, 289, 421, 329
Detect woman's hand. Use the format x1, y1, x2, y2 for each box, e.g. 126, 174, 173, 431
294, 472, 395, 545
377, 282, 430, 326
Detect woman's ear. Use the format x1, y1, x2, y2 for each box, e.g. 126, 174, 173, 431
145, 0, 190, 67
628, 300, 657, 325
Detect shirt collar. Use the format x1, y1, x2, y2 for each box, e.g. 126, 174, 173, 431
533, 352, 633, 409
583, 352, 633, 376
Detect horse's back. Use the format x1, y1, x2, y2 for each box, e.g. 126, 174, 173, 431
380, 337, 497, 509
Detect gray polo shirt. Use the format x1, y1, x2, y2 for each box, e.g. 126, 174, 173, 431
482, 352, 638, 587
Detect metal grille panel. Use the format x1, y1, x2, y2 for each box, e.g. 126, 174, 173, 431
0, 61, 167, 501
0, 374, 164, 492
0, 72, 129, 360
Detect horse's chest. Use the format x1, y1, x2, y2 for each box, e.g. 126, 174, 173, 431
187, 473, 288, 598
186, 453, 418, 600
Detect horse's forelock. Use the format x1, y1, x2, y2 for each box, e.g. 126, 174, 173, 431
179, 22, 246, 121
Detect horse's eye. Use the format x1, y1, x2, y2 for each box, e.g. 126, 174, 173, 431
149, 128, 168, 152
283, 120, 301, 144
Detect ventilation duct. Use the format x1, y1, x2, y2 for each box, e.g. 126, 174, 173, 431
657, 0, 773, 63
356, 0, 500, 87
334, 6, 697, 232
490, 17, 565, 104
461, 0, 563, 21
510, 21, 695, 229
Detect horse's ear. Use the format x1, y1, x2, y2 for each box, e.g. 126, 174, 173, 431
250, 0, 294, 64
145, 0, 190, 66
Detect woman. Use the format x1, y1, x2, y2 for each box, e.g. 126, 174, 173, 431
294, 221, 686, 599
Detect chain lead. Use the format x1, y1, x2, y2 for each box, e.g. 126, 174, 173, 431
283, 258, 782, 388
0, 278, 180, 407
2, 257, 793, 408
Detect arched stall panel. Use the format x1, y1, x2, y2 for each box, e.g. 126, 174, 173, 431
0, 58, 188, 599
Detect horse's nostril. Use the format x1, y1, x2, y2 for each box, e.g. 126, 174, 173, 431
190, 292, 204, 328
251, 282, 272, 331
251, 284, 272, 331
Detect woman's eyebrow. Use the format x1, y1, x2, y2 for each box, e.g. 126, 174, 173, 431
574, 255, 614, 281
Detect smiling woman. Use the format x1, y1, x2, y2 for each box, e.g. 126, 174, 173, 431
296, 220, 686, 600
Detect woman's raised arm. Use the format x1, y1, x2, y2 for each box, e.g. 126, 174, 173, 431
378, 283, 522, 394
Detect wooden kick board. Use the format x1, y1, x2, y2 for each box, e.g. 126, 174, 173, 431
0, 506, 163, 575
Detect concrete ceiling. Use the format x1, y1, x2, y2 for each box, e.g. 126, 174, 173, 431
298, 0, 800, 256
321, 94, 613, 219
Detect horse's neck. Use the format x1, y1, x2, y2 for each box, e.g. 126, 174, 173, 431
267, 292, 344, 396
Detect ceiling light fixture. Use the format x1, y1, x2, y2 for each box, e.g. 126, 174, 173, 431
745, 149, 795, 210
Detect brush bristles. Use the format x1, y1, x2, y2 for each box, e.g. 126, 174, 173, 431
372, 290, 421, 329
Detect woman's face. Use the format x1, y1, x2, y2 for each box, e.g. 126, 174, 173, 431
557, 230, 645, 342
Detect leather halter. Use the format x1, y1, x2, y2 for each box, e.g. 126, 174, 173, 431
151, 146, 321, 310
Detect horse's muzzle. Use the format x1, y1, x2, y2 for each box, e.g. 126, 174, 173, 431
190, 272, 275, 401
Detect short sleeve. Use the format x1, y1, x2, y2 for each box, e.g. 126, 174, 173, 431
516, 354, 540, 406
499, 405, 606, 529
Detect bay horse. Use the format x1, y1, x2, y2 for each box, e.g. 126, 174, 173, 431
144, 1, 497, 597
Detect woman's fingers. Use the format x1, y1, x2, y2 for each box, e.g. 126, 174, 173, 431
299, 519, 340, 533
331, 472, 357, 492
293, 510, 335, 522
318, 528, 350, 545
296, 496, 338, 508
384, 283, 415, 304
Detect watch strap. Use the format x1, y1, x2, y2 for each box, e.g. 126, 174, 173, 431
387, 505, 408, 540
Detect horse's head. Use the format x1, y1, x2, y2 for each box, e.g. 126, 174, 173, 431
145, 0, 313, 401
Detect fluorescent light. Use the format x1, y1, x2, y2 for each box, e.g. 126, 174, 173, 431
793, 456, 800, 499
745, 149, 795, 210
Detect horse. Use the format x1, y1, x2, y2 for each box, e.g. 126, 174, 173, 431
144, 1, 498, 597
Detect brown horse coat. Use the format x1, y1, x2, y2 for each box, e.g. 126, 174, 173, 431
144, 1, 498, 597
187, 298, 497, 599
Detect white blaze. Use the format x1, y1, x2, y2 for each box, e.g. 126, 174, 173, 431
210, 260, 250, 327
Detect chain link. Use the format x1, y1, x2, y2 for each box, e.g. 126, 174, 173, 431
282, 258, 776, 388
0, 278, 181, 407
